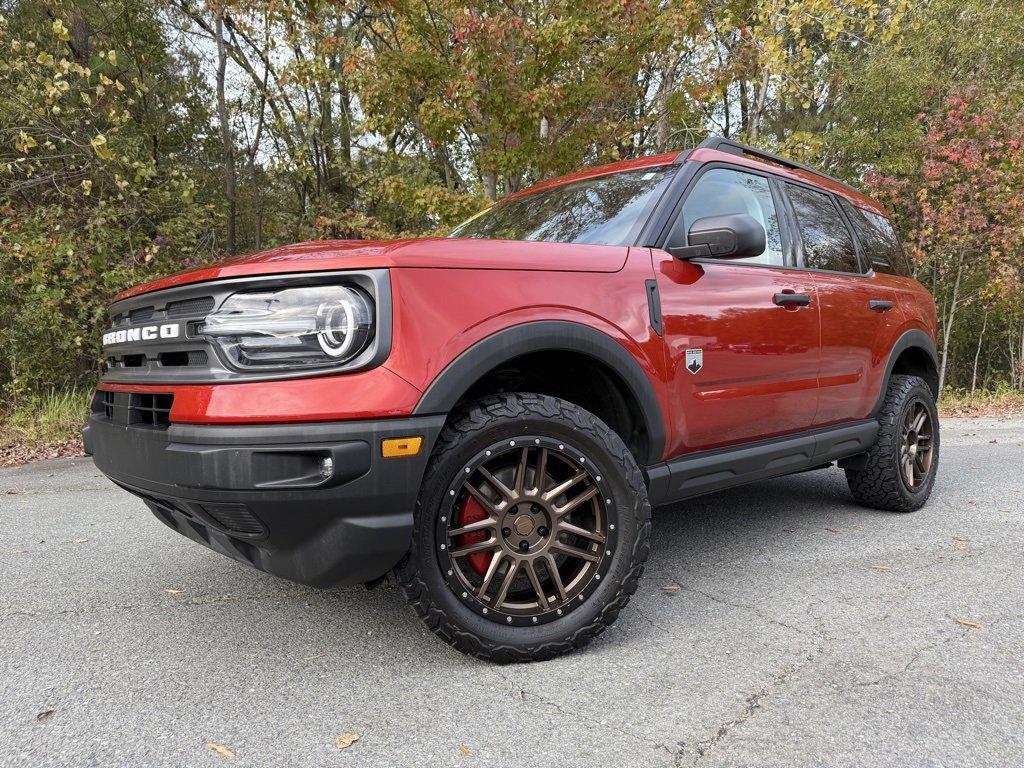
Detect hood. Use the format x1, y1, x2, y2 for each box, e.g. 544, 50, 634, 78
114, 237, 629, 301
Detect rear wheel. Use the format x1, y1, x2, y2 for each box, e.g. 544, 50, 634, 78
846, 374, 939, 512
396, 393, 650, 662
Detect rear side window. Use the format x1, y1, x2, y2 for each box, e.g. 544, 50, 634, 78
786, 184, 859, 273
840, 200, 912, 277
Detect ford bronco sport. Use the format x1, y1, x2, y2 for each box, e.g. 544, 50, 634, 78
85, 136, 940, 662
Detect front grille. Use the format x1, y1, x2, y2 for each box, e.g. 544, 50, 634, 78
129, 306, 155, 323
167, 296, 215, 317
93, 390, 173, 428
158, 350, 208, 368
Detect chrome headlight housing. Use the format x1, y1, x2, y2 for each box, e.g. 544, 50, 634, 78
199, 285, 375, 371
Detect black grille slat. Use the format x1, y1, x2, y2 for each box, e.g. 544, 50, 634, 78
201, 503, 266, 536
166, 296, 215, 317
129, 306, 155, 322
158, 350, 208, 367
92, 390, 172, 429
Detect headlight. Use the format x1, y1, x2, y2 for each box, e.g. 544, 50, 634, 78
199, 285, 374, 370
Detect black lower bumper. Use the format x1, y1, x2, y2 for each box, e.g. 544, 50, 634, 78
84, 413, 445, 586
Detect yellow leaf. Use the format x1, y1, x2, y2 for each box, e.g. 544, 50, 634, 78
16, 131, 37, 153
457, 745, 473, 757
206, 743, 235, 759
334, 733, 359, 749
91, 134, 113, 160
52, 19, 70, 41
81, 179, 92, 196
165, 588, 183, 595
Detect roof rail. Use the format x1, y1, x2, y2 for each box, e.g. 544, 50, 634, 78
683, 135, 856, 192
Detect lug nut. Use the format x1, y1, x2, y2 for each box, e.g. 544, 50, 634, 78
519, 540, 530, 552
502, 527, 511, 538
531, 504, 541, 514
537, 526, 549, 537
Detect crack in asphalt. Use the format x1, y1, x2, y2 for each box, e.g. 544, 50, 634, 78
677, 640, 830, 767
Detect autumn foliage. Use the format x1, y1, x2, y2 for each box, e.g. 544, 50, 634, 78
1, 0, 1023, 408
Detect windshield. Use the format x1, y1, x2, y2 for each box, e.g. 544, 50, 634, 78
448, 165, 676, 245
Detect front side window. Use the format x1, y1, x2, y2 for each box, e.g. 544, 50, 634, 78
787, 184, 859, 273
840, 199, 912, 277
447, 166, 675, 245
674, 168, 784, 265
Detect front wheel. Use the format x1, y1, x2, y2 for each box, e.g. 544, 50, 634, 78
846, 374, 939, 512
396, 393, 651, 662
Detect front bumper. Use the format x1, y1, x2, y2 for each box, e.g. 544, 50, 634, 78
84, 411, 445, 586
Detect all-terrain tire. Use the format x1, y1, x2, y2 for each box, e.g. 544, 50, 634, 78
395, 392, 651, 663
846, 374, 939, 512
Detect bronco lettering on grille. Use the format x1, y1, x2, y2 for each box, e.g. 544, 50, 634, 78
102, 323, 180, 346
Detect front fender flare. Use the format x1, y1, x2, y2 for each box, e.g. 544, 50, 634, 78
412, 320, 666, 466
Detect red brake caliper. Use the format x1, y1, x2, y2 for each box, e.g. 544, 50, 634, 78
456, 495, 490, 576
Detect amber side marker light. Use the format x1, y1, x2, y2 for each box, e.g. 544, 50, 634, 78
381, 436, 423, 458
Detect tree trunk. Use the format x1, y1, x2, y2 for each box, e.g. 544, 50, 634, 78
654, 59, 674, 152
971, 310, 988, 394
937, 257, 963, 395
215, 15, 237, 255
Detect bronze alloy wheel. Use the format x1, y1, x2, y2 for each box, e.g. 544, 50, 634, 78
436, 436, 618, 627
900, 398, 935, 489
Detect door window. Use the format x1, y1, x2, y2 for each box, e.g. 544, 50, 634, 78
787, 184, 859, 273
839, 199, 913, 277
674, 168, 784, 266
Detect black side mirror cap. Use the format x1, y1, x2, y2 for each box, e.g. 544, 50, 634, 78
667, 213, 766, 261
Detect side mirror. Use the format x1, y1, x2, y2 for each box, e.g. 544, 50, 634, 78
667, 214, 766, 261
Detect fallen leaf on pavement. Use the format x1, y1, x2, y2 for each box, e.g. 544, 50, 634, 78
13, 549, 29, 555
870, 565, 892, 572
207, 743, 235, 759
824, 527, 839, 533
36, 709, 55, 722
72, 538, 89, 544
334, 733, 360, 750
661, 582, 681, 594
955, 618, 983, 629
458, 745, 474, 757
952, 534, 971, 542
165, 589, 184, 595
5, 488, 18, 495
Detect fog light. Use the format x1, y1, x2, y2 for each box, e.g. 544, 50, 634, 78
320, 457, 334, 479
382, 436, 423, 458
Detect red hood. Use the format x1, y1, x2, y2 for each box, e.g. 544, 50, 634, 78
114, 237, 629, 301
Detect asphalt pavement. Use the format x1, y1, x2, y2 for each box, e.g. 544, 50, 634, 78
2, 416, 1022, 768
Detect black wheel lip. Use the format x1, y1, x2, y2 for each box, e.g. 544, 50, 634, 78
435, 434, 619, 628
897, 394, 938, 495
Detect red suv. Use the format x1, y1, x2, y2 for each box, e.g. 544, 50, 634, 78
85, 137, 940, 662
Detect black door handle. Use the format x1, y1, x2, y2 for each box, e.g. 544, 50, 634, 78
773, 292, 811, 307
868, 299, 894, 312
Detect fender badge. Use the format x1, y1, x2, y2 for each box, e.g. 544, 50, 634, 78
685, 348, 703, 374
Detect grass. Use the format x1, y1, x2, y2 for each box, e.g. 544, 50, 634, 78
1, 386, 92, 464
939, 384, 1024, 417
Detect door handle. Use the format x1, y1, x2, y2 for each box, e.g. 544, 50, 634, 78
773, 292, 812, 307
868, 299, 894, 312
